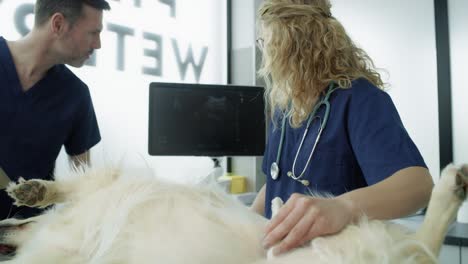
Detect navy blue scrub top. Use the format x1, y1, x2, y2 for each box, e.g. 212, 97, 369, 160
262, 78, 426, 219
0, 36, 101, 218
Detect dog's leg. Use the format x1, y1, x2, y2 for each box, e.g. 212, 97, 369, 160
6, 167, 121, 208
415, 164, 468, 256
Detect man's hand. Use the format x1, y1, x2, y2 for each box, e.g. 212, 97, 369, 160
262, 193, 356, 256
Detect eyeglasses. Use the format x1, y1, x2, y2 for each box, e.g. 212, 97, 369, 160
256, 38, 264, 50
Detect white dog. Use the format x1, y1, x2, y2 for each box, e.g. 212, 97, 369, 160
0, 164, 466, 264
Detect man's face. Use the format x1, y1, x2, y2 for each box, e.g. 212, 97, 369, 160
59, 5, 104, 67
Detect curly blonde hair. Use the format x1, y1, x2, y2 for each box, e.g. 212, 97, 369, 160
257, 0, 384, 127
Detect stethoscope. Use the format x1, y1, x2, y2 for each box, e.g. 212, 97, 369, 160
270, 83, 339, 186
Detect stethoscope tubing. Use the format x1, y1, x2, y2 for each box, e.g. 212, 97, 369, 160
270, 82, 338, 182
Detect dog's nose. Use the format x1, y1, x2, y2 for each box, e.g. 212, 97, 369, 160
0, 244, 16, 256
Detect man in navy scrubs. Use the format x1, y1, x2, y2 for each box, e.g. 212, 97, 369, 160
0, 0, 111, 219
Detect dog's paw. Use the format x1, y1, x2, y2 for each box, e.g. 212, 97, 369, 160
6, 180, 47, 207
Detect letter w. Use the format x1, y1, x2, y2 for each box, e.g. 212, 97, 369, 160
171, 39, 208, 82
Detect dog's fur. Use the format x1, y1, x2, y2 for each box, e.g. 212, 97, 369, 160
0, 164, 467, 264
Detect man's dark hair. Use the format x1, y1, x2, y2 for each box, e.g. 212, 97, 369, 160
34, 0, 111, 27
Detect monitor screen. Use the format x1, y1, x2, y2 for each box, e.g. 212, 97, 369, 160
148, 82, 266, 156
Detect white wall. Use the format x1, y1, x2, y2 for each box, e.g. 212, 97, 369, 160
0, 0, 227, 182
448, 0, 468, 223
331, 0, 440, 180
449, 0, 468, 165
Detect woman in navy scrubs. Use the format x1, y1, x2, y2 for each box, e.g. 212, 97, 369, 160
251, 0, 434, 256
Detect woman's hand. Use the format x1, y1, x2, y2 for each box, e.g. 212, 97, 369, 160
262, 193, 356, 256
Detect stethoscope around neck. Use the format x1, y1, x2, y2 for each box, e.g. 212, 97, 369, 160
270, 82, 339, 186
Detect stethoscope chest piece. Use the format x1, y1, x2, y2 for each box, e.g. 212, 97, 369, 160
270, 162, 279, 180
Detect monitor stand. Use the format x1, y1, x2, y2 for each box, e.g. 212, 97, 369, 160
208, 157, 230, 192
209, 157, 224, 179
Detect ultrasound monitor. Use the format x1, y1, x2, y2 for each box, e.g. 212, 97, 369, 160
148, 82, 266, 156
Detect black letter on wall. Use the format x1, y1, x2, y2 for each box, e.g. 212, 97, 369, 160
107, 23, 135, 71
14, 4, 34, 36
171, 39, 208, 82
159, 0, 176, 18
142, 32, 163, 77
